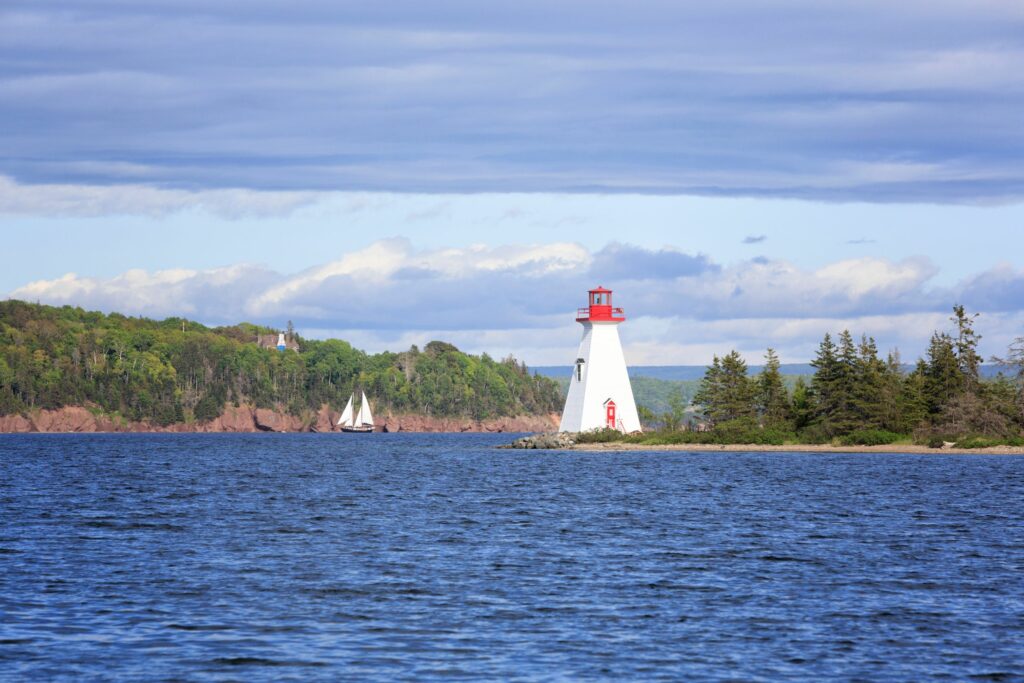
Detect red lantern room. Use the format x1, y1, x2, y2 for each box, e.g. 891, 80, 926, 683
576, 286, 627, 323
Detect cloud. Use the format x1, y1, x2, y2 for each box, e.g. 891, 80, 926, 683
588, 243, 717, 280
12, 238, 1024, 366
10, 264, 281, 322
742, 235, 767, 244
0, 175, 320, 218
0, 2, 1022, 201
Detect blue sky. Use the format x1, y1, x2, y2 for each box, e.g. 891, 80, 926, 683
2, 1, 1024, 365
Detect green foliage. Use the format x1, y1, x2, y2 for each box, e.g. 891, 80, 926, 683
0, 300, 562, 423
756, 348, 791, 429
924, 332, 962, 414
625, 422, 793, 446
574, 427, 626, 444
839, 429, 904, 446
661, 392, 688, 431
693, 350, 755, 426
953, 435, 1024, 449
951, 304, 982, 388
642, 307, 1023, 447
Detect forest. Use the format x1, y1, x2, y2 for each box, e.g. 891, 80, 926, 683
0, 300, 563, 424
592, 306, 1024, 448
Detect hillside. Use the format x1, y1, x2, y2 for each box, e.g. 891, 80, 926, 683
533, 363, 1008, 382
0, 300, 562, 428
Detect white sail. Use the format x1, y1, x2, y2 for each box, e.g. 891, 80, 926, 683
338, 394, 354, 427
359, 391, 374, 426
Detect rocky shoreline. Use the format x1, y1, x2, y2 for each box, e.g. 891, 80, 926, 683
0, 405, 560, 434
504, 432, 1024, 455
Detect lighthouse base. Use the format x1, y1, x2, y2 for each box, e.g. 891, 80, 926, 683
559, 321, 641, 433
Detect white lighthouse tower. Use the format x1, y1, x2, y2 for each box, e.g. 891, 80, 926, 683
559, 286, 641, 433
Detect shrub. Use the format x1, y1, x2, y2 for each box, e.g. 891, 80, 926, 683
927, 436, 946, 449
797, 424, 832, 445
624, 423, 797, 447
193, 394, 222, 423
629, 430, 705, 446
574, 427, 626, 444
840, 429, 904, 446
954, 435, 1024, 449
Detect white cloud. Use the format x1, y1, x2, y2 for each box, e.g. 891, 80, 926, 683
8, 239, 1022, 363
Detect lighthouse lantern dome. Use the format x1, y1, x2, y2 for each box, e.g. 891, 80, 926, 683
577, 285, 626, 323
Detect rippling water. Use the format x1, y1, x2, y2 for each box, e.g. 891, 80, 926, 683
1, 434, 1023, 681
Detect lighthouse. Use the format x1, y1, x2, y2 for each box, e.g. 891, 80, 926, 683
559, 286, 642, 433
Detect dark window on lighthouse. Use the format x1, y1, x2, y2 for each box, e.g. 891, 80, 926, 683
576, 357, 585, 382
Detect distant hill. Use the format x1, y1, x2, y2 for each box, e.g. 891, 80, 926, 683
535, 364, 816, 381
0, 300, 563, 425
537, 363, 1012, 416
534, 363, 1009, 382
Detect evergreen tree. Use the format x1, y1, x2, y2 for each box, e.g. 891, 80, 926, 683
809, 332, 839, 426
924, 332, 961, 415
951, 305, 982, 388
693, 350, 755, 427
991, 336, 1024, 426
852, 335, 887, 430
693, 355, 723, 426
896, 360, 930, 433
810, 331, 860, 436
756, 348, 790, 429
790, 377, 813, 432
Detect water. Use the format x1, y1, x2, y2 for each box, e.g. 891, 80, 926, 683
1, 434, 1023, 681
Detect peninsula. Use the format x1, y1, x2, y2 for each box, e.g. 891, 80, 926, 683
0, 300, 562, 433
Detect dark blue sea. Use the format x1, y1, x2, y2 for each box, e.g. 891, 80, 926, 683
2, 434, 1023, 681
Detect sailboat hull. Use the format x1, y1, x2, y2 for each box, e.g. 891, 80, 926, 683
340, 425, 374, 433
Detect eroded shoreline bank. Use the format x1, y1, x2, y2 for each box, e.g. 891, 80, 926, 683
0, 405, 561, 434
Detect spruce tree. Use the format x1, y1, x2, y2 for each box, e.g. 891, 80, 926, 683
991, 336, 1024, 427
790, 376, 812, 432
897, 360, 930, 434
810, 332, 840, 431
756, 348, 790, 429
694, 350, 755, 426
693, 355, 723, 426
924, 332, 961, 415
951, 305, 982, 389
852, 335, 886, 430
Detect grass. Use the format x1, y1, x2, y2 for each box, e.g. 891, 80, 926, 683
953, 435, 1024, 449
575, 426, 1024, 450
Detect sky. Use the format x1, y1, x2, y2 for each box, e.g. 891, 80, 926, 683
2, 1, 1024, 365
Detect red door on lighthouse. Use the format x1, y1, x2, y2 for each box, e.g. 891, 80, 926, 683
605, 399, 617, 429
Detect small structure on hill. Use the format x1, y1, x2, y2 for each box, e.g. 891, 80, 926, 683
559, 286, 641, 433
257, 328, 299, 352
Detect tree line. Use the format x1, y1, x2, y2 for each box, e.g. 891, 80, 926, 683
0, 301, 563, 424
672, 306, 1024, 445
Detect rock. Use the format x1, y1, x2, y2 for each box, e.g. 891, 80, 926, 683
30, 407, 98, 433
508, 432, 577, 449
378, 412, 560, 434
253, 408, 305, 432
0, 413, 33, 432
207, 405, 257, 432
0, 404, 561, 434
312, 404, 338, 433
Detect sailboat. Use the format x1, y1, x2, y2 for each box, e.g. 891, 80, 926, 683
338, 391, 375, 433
